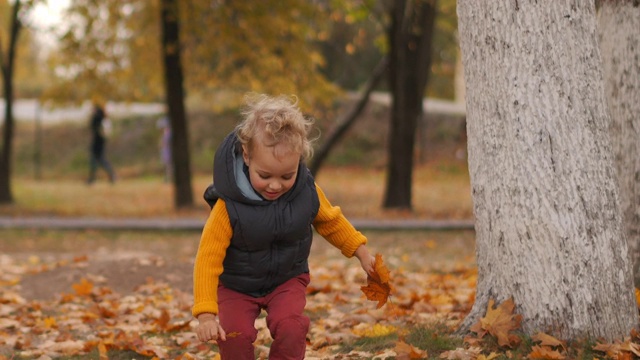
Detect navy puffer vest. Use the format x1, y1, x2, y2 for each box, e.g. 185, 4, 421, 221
203, 132, 319, 297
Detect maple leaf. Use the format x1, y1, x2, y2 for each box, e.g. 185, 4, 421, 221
439, 346, 482, 360
360, 253, 392, 308
531, 332, 566, 351
371, 253, 391, 284
635, 288, 640, 309
72, 277, 94, 297
395, 340, 427, 359
156, 308, 171, 330
594, 342, 622, 358
477, 354, 500, 360
527, 345, 565, 359
98, 342, 108, 360
475, 297, 522, 348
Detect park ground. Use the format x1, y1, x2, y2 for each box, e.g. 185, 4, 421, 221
1, 112, 630, 358
0, 163, 484, 359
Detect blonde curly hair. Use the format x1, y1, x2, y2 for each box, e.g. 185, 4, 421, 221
236, 93, 315, 161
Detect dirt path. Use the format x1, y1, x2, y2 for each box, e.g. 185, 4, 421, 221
4, 228, 476, 301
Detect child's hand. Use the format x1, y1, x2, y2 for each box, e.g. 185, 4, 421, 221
196, 313, 227, 342
354, 245, 375, 276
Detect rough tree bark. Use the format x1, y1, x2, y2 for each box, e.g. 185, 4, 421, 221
160, 0, 194, 208
457, 0, 637, 340
383, 0, 437, 210
597, 0, 640, 286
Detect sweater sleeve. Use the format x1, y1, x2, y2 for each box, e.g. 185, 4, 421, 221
312, 183, 367, 257
192, 199, 232, 317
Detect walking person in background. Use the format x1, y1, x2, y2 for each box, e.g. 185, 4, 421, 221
192, 93, 377, 359
87, 98, 116, 184
157, 114, 173, 183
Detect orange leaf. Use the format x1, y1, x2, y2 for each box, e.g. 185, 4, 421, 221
72, 278, 94, 297
361, 280, 391, 309
532, 332, 566, 350
635, 288, 640, 309
360, 253, 392, 308
156, 309, 170, 330
371, 253, 390, 284
394, 340, 427, 359
527, 345, 565, 359
98, 342, 108, 360
479, 298, 522, 348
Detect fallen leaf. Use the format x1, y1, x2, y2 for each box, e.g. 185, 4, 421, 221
439, 346, 482, 360
352, 323, 397, 337
478, 354, 500, 360
531, 332, 566, 350
476, 298, 522, 348
395, 340, 427, 359
72, 278, 94, 297
527, 345, 565, 359
98, 341, 108, 360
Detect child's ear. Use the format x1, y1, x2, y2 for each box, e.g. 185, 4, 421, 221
242, 145, 250, 164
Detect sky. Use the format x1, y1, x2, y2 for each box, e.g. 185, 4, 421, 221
27, 0, 70, 50
30, 0, 69, 28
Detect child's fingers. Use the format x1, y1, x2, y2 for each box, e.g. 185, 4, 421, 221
218, 325, 227, 341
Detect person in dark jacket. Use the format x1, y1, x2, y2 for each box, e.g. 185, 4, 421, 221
87, 100, 115, 184
192, 93, 376, 360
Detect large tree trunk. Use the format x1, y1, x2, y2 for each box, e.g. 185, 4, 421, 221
0, 0, 21, 204
457, 0, 637, 341
160, 0, 194, 208
597, 1, 640, 286
383, 0, 437, 210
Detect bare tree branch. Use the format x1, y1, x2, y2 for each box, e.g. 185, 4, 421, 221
309, 55, 389, 176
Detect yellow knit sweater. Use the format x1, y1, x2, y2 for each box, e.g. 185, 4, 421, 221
192, 183, 367, 317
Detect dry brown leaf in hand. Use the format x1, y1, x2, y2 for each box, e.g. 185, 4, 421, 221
360, 253, 392, 308
371, 253, 390, 284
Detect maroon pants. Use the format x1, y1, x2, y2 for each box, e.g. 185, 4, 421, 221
216, 273, 310, 360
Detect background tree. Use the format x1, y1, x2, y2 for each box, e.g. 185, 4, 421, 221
457, 0, 636, 340
46, 0, 162, 102
597, 1, 640, 285
0, 0, 24, 204
160, 0, 192, 208
383, 0, 437, 210
310, 0, 459, 176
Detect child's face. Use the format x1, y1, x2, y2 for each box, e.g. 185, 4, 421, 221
242, 142, 300, 201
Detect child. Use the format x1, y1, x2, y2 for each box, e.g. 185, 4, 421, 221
192, 93, 376, 359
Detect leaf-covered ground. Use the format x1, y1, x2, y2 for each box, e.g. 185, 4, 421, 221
0, 229, 477, 359
2, 229, 637, 359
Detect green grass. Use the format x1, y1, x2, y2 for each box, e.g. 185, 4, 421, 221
337, 324, 464, 359
405, 324, 463, 354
